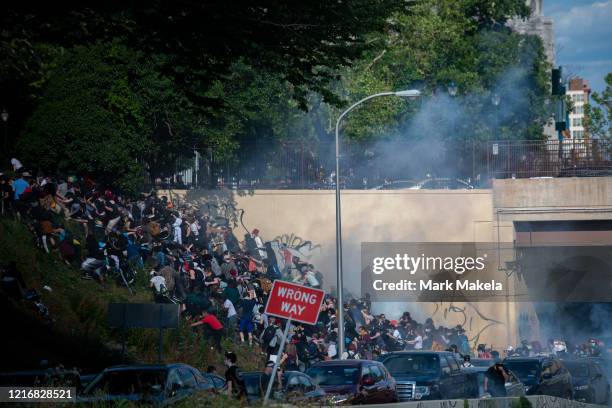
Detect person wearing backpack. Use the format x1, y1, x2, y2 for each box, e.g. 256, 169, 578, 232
341, 343, 360, 360
260, 318, 283, 361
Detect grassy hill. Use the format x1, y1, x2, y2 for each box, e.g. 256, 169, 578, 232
0, 218, 263, 374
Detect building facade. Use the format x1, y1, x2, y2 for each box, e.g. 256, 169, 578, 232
508, 0, 556, 140
566, 78, 591, 139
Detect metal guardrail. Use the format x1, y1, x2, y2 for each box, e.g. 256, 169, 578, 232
144, 139, 612, 190
487, 139, 612, 179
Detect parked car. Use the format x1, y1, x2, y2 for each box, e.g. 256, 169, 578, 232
241, 371, 325, 405
409, 178, 474, 190
198, 373, 226, 391
503, 357, 574, 399
469, 358, 497, 368
78, 364, 215, 405
586, 356, 612, 379
78, 373, 99, 392
306, 360, 398, 405
462, 365, 526, 398
371, 180, 418, 190
378, 351, 469, 401
561, 359, 610, 404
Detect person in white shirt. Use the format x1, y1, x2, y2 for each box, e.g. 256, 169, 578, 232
251, 229, 267, 260
149, 271, 167, 303
408, 329, 423, 350
223, 296, 238, 341
341, 343, 360, 360
190, 219, 201, 239
327, 342, 337, 359
173, 214, 183, 245
305, 270, 320, 288
11, 158, 23, 172
392, 328, 402, 340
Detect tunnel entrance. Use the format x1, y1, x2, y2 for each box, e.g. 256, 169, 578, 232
514, 220, 612, 343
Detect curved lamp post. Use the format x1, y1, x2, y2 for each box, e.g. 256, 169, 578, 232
491, 93, 501, 139
334, 89, 421, 358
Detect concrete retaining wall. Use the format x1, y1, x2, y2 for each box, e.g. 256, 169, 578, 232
360, 395, 601, 408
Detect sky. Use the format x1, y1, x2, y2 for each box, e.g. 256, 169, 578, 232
546, 0, 612, 94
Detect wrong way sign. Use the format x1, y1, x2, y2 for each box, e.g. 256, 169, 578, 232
264, 280, 325, 325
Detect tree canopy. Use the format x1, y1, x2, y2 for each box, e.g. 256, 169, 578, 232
2, 0, 552, 192
585, 73, 612, 140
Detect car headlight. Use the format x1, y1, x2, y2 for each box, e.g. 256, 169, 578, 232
415, 386, 430, 399
574, 385, 589, 391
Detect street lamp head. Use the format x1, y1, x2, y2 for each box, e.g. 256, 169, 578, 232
394, 89, 421, 99
447, 82, 458, 97
1, 109, 8, 123
491, 93, 501, 107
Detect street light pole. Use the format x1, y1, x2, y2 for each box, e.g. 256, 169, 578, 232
334, 89, 420, 359
492, 93, 500, 139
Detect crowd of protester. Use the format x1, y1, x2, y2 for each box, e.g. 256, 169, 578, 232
1, 160, 608, 400
0, 161, 479, 365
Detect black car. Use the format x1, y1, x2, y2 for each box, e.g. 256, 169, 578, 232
78, 364, 216, 405
469, 358, 497, 368
242, 371, 325, 405
306, 360, 397, 405
587, 356, 612, 379
503, 357, 573, 399
562, 359, 610, 404
378, 351, 470, 401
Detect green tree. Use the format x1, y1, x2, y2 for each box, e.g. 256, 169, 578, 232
335, 0, 548, 142
19, 42, 206, 192
585, 73, 612, 139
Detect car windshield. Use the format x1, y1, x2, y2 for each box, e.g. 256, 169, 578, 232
84, 370, 167, 396
306, 366, 360, 386
381, 354, 440, 377
471, 359, 494, 367
503, 361, 540, 385
564, 362, 589, 378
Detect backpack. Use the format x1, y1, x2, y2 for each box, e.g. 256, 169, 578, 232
262, 325, 276, 345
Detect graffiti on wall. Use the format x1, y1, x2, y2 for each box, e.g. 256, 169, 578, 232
431, 301, 504, 349
272, 233, 321, 260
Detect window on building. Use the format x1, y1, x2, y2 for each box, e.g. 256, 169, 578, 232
573, 117, 583, 127
574, 106, 583, 115
572, 130, 584, 139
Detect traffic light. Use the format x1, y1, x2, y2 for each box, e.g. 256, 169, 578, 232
551, 68, 562, 96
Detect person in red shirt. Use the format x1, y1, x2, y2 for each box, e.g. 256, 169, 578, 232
191, 310, 224, 350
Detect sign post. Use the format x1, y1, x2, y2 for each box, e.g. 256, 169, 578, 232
263, 317, 291, 405
107, 303, 179, 363
262, 281, 325, 404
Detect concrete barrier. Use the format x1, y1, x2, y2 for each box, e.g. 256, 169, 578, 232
359, 396, 602, 408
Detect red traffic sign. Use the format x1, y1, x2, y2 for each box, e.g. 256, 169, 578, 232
264, 280, 325, 325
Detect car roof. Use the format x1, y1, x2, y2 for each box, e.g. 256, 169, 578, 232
103, 363, 189, 372
560, 358, 593, 365
382, 351, 453, 356
311, 359, 381, 366
503, 357, 549, 363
